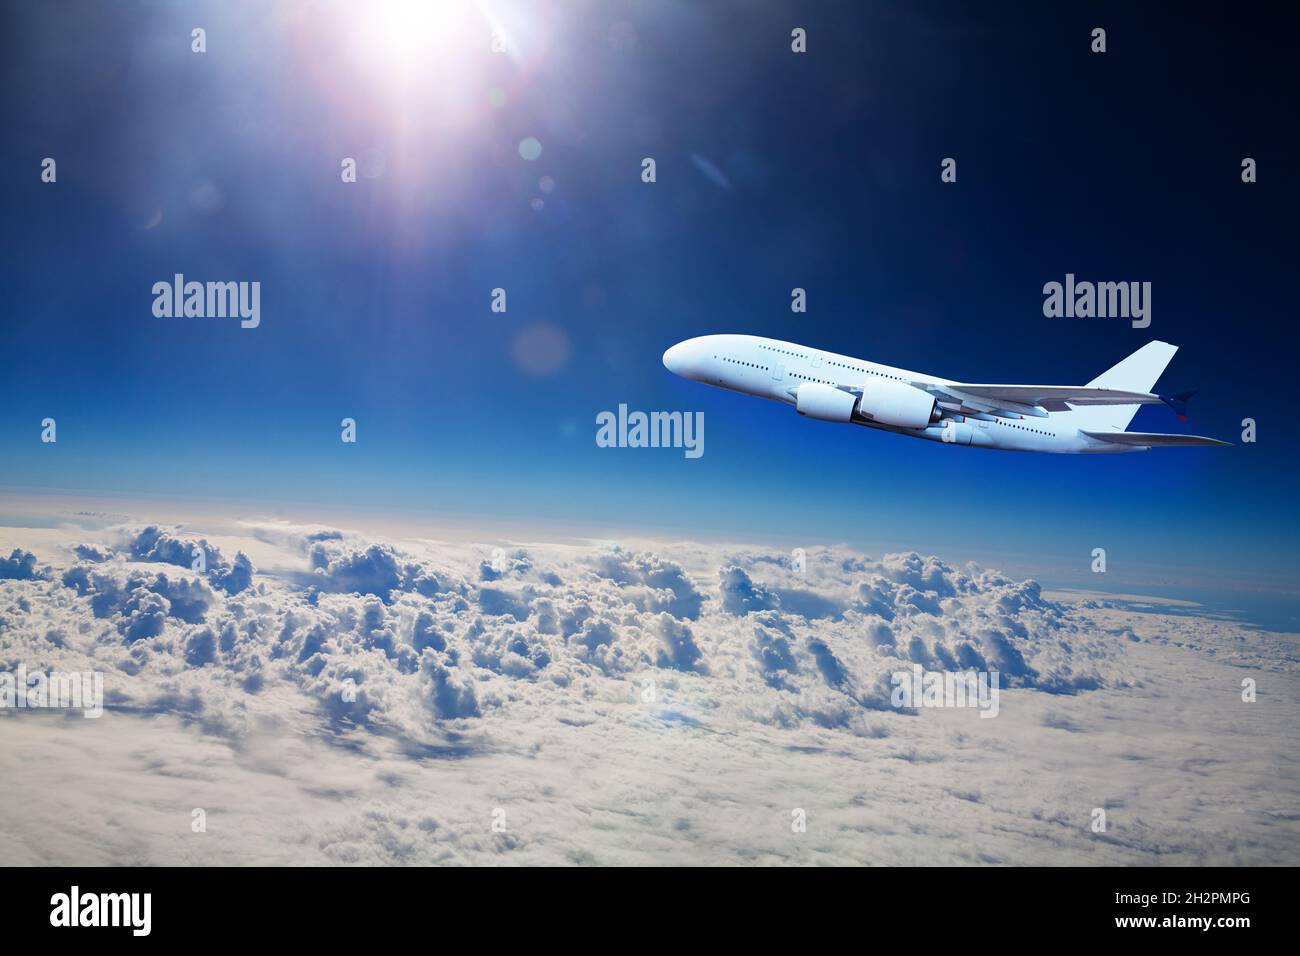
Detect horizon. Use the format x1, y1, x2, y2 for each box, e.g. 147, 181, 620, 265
2, 487, 1294, 633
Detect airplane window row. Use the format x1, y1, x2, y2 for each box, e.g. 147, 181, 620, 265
790, 372, 832, 385
759, 345, 806, 360
750, 346, 905, 385
1000, 421, 1050, 436
721, 356, 769, 372
828, 360, 904, 382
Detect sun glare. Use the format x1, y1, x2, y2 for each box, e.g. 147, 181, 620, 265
351, 0, 485, 71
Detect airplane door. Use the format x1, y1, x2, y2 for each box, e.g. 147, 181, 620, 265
771, 361, 784, 382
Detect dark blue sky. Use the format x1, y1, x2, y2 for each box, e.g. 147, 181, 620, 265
2, 2, 1296, 612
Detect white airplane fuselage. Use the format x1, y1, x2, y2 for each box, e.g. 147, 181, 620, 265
663, 334, 1144, 454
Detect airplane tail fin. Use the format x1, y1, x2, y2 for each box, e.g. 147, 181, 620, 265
1160, 388, 1197, 421
1075, 341, 1178, 432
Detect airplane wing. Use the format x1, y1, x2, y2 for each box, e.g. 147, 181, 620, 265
913, 381, 1166, 415
937, 384, 1162, 407
1081, 431, 1231, 447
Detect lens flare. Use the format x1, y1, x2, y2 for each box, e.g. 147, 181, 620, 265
353, 0, 475, 67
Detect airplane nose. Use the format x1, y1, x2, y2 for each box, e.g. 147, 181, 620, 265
663, 341, 688, 376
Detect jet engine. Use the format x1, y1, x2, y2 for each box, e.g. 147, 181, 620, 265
856, 379, 941, 428
794, 382, 858, 422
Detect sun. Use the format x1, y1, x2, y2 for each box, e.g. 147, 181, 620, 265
350, 0, 487, 72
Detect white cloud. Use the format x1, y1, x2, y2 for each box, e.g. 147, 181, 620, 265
0, 548, 48, 581
0, 510, 1296, 864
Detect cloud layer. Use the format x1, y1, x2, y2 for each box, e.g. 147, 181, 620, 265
1, 516, 1296, 865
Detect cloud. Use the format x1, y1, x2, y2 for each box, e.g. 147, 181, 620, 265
718, 565, 780, 615
592, 550, 704, 619
0, 549, 48, 581
477, 587, 531, 620
1, 513, 1295, 865
479, 549, 532, 581
59, 563, 215, 632
25, 533, 1138, 737
307, 541, 464, 603
119, 588, 170, 642
752, 626, 798, 688
183, 625, 219, 667
807, 638, 849, 688
653, 613, 703, 672
211, 552, 254, 595
310, 543, 404, 597
422, 654, 481, 719
94, 525, 258, 595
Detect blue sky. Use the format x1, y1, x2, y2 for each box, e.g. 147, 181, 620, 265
1, 1, 1296, 610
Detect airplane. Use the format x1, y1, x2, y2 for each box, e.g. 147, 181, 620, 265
662, 334, 1229, 453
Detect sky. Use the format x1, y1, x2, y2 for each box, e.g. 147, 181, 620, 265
1, 1, 1296, 614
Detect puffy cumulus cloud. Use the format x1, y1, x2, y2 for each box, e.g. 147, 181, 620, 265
58, 563, 218, 638
877, 552, 961, 597
307, 541, 465, 603
85, 525, 257, 596
9, 535, 1135, 740
119, 588, 170, 642
411, 609, 448, 653
2, 517, 1296, 865
479, 548, 532, 581
753, 626, 798, 675
0, 549, 49, 581
466, 617, 551, 678
183, 624, 220, 666
591, 549, 704, 619
652, 613, 704, 672
719, 563, 847, 620
309, 542, 403, 596
477, 587, 531, 620
422, 653, 481, 719
707, 549, 1114, 695
718, 565, 780, 615
212, 552, 254, 595
125, 525, 212, 566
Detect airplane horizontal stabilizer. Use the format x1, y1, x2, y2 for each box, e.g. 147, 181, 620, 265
1081, 430, 1231, 447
